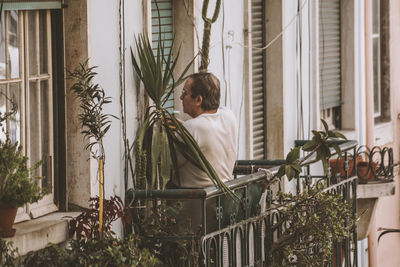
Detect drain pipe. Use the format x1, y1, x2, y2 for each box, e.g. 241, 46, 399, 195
364, 0, 378, 266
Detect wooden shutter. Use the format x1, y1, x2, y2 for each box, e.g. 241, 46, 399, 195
319, 0, 341, 109
152, 0, 174, 112
251, 0, 266, 159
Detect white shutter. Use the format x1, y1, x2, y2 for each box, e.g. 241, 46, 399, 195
319, 0, 341, 109
251, 0, 265, 159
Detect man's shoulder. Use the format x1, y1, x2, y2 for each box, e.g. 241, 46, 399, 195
183, 116, 204, 134
219, 107, 236, 119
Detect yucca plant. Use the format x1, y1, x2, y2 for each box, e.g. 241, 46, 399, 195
131, 34, 235, 198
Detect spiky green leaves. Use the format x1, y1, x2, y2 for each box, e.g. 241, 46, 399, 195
131, 35, 193, 109
276, 119, 347, 181
131, 34, 237, 200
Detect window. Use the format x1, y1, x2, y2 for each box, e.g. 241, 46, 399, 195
250, 0, 266, 159
373, 0, 390, 123
319, 0, 342, 129
151, 0, 174, 113
0, 8, 59, 221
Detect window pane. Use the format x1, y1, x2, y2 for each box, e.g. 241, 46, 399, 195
373, 38, 380, 114
0, 12, 6, 80
8, 11, 20, 79
40, 80, 51, 190
28, 11, 38, 76
0, 85, 7, 141
29, 81, 40, 177
9, 83, 21, 144
39, 10, 48, 74
372, 0, 379, 34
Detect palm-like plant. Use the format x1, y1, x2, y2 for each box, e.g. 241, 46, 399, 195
131, 34, 235, 198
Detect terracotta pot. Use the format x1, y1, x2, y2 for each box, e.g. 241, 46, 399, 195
0, 203, 18, 238
329, 156, 362, 178
357, 161, 378, 179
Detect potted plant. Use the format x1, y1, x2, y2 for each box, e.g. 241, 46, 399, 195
0, 98, 44, 238
130, 34, 234, 197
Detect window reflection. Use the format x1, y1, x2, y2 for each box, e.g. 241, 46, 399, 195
0, 85, 6, 141
0, 12, 6, 80
9, 83, 21, 144
8, 11, 20, 79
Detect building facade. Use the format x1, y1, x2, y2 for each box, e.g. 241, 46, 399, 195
2, 0, 399, 265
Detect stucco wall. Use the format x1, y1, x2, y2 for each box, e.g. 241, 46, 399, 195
84, 0, 146, 235
373, 0, 400, 266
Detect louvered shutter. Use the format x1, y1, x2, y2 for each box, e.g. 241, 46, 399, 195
0, 1, 61, 10
251, 0, 266, 159
152, 0, 174, 112
319, 0, 341, 109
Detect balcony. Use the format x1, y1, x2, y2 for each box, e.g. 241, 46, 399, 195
127, 140, 394, 266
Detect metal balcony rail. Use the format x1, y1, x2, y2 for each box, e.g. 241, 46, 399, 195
128, 140, 368, 266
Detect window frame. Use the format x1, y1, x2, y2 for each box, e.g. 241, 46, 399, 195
0, 8, 61, 222
373, 0, 390, 124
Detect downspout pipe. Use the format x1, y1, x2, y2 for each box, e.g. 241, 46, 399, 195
364, 0, 377, 266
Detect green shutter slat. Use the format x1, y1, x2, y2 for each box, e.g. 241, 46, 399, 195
319, 0, 341, 109
2, 1, 61, 10
251, 0, 265, 160
152, 0, 173, 113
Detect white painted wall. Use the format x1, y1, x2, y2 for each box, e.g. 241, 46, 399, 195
85, 0, 145, 236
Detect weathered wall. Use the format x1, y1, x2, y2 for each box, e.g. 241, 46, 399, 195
373, 0, 400, 266
85, 0, 146, 236
64, 0, 93, 209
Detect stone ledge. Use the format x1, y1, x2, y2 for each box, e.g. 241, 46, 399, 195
357, 180, 396, 199
3, 212, 81, 255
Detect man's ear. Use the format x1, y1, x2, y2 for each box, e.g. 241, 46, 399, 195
195, 95, 203, 106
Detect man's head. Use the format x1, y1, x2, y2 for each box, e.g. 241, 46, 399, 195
180, 73, 220, 118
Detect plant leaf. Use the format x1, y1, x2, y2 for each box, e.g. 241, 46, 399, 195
286, 147, 300, 163
321, 119, 329, 133
302, 139, 318, 152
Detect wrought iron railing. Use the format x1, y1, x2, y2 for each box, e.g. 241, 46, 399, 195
128, 140, 365, 266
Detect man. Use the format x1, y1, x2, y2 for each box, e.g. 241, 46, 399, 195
173, 72, 238, 188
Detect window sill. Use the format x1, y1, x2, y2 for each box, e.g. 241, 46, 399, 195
374, 122, 393, 146
357, 180, 396, 199
3, 212, 80, 255
339, 129, 357, 140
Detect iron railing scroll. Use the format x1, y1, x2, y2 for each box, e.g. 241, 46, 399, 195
127, 140, 397, 266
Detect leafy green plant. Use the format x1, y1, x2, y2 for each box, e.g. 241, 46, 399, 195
0, 95, 44, 207
0, 139, 44, 207
131, 34, 236, 198
269, 184, 354, 266
131, 201, 199, 266
0, 239, 20, 266
69, 61, 115, 239
21, 236, 161, 267
276, 119, 347, 181
69, 196, 131, 240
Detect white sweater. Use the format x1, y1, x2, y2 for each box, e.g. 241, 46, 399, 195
176, 107, 238, 188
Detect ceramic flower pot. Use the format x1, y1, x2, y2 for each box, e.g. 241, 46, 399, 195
0, 203, 18, 238
357, 161, 378, 180
329, 156, 362, 178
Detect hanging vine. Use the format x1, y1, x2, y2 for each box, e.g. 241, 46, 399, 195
199, 0, 221, 72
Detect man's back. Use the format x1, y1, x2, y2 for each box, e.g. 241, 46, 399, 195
176, 107, 238, 188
